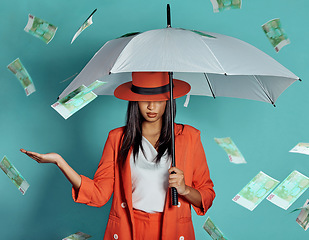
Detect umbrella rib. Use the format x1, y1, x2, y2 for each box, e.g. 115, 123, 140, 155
253, 75, 276, 106
204, 73, 216, 99
199, 37, 227, 74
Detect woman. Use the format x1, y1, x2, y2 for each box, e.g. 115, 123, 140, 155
21, 72, 215, 240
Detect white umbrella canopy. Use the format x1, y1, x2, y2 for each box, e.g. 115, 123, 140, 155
59, 28, 299, 106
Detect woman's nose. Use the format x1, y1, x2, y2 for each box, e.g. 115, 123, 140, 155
147, 102, 154, 110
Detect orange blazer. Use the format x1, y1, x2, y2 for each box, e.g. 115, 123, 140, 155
72, 124, 215, 240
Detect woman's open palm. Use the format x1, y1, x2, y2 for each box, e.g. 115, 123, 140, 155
20, 149, 62, 165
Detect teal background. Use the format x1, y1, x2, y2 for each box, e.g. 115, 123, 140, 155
1, 0, 308, 239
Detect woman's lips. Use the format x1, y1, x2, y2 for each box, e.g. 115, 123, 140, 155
147, 112, 157, 118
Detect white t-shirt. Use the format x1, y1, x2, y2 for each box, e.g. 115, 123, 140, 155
130, 136, 171, 213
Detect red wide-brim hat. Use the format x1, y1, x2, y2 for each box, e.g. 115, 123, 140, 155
114, 72, 191, 101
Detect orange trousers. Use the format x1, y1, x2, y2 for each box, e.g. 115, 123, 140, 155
133, 209, 163, 240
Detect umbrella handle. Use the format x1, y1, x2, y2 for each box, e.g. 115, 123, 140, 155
171, 187, 178, 206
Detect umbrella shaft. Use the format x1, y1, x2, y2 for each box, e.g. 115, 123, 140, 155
167, 4, 171, 27
168, 72, 176, 167
169, 72, 178, 206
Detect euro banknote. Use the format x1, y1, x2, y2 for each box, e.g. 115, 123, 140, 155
0, 156, 29, 195
214, 137, 246, 164
291, 200, 309, 214
62, 231, 92, 240
71, 9, 97, 44
295, 199, 309, 231
210, 0, 241, 13
24, 14, 57, 44
289, 143, 309, 155
267, 170, 309, 210
51, 80, 106, 119
7, 58, 36, 96
203, 217, 228, 240
190, 30, 216, 38
232, 171, 279, 211
262, 18, 290, 52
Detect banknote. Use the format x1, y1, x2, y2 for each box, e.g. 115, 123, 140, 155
214, 137, 246, 164
291, 200, 309, 214
190, 30, 216, 38
0, 156, 29, 195
86, 80, 106, 92
289, 143, 309, 155
203, 217, 228, 240
62, 231, 92, 240
232, 171, 279, 211
7, 58, 36, 96
118, 32, 141, 38
24, 14, 57, 44
295, 199, 309, 230
262, 18, 290, 52
267, 170, 309, 210
210, 0, 241, 13
51, 80, 106, 119
71, 9, 97, 44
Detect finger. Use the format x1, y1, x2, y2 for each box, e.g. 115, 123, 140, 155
20, 149, 26, 153
169, 167, 179, 174
22, 151, 42, 162
31, 155, 41, 161
28, 156, 40, 162
169, 182, 182, 189
169, 170, 183, 177
169, 167, 183, 174
169, 175, 183, 183
25, 151, 41, 159
169, 182, 178, 187
169, 174, 181, 180
168, 182, 180, 188
169, 177, 178, 183
20, 149, 32, 156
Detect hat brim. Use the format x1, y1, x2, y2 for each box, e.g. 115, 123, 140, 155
114, 79, 191, 101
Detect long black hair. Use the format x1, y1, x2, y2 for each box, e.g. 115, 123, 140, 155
118, 100, 176, 164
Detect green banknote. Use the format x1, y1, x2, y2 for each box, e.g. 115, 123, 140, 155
267, 170, 309, 210
210, 0, 241, 13
62, 231, 92, 240
295, 199, 309, 231
0, 156, 29, 195
71, 9, 97, 44
262, 18, 290, 52
7, 58, 36, 96
232, 171, 279, 211
24, 14, 57, 44
289, 143, 309, 155
203, 217, 228, 240
291, 199, 309, 214
51, 80, 106, 119
214, 137, 246, 164
190, 30, 216, 38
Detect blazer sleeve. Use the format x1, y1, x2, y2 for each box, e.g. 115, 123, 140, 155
191, 131, 215, 215
72, 131, 116, 207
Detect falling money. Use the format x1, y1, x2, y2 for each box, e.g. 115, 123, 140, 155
24, 14, 57, 44
0, 156, 30, 195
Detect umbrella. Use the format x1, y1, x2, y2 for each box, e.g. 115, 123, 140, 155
59, 4, 300, 205
59, 15, 299, 106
